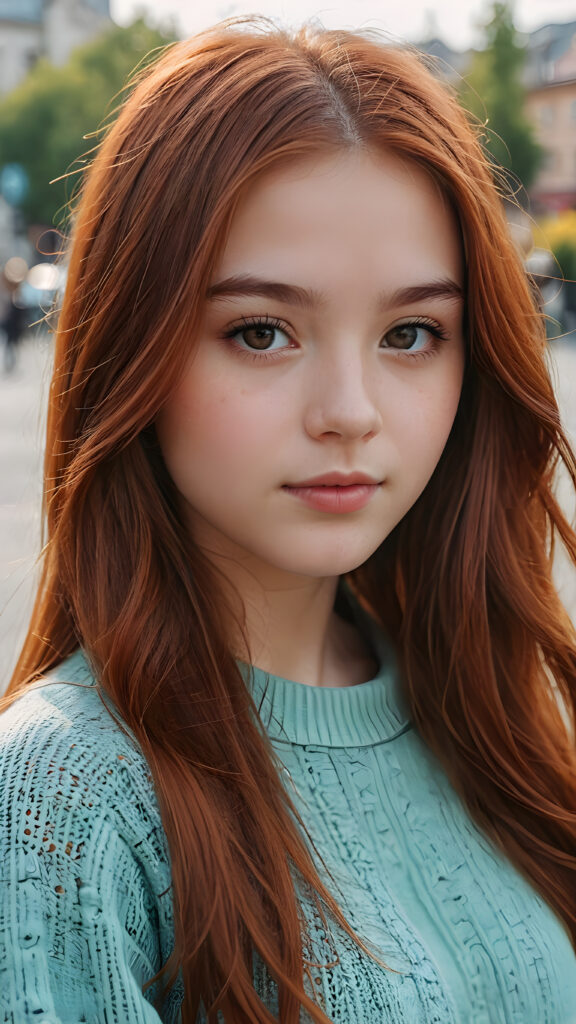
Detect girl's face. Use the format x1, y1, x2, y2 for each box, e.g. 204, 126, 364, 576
156, 150, 465, 583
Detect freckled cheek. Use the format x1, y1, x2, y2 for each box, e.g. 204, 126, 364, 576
385, 378, 462, 465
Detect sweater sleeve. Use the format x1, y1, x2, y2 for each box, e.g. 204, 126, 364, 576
0, 681, 180, 1024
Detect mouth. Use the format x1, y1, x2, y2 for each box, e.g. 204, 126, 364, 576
281, 477, 382, 514
283, 471, 382, 488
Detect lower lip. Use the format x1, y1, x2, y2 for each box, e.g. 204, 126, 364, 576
282, 484, 380, 513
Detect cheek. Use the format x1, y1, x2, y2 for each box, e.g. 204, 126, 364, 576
157, 377, 285, 485
388, 364, 463, 471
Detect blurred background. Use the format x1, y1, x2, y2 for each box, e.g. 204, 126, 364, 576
0, 0, 575, 689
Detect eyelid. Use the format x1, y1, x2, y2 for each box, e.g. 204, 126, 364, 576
220, 313, 447, 336
385, 314, 449, 335
221, 314, 293, 335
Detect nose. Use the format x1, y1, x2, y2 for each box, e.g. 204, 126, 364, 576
303, 346, 383, 442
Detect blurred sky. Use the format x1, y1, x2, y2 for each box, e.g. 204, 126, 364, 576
111, 1, 576, 50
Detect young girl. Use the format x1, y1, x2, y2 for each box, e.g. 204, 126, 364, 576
1, 16, 575, 1024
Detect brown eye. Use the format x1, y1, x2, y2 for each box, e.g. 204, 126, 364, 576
241, 325, 277, 350
381, 321, 444, 353
383, 324, 421, 350
225, 318, 292, 354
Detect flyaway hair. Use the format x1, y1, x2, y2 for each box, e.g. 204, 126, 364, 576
3, 16, 576, 1023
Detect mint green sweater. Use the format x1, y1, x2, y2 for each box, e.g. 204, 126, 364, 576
1, 609, 576, 1022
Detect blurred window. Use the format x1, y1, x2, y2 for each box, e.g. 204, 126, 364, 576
571, 99, 576, 121
545, 61, 556, 82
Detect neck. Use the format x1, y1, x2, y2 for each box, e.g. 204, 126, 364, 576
208, 554, 376, 687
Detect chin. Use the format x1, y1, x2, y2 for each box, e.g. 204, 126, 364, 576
263, 540, 385, 579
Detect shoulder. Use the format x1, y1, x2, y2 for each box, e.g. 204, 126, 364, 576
2, 648, 140, 759
0, 650, 165, 854
1, 647, 134, 746
0, 654, 178, 1015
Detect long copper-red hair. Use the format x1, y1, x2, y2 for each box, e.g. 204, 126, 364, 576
3, 16, 576, 1022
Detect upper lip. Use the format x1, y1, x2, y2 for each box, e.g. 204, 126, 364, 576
284, 472, 382, 487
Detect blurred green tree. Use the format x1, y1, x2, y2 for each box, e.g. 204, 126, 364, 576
460, 0, 543, 195
0, 17, 176, 227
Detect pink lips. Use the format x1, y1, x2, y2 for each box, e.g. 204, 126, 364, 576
282, 472, 382, 514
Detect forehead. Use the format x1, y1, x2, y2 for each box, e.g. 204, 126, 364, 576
216, 149, 463, 291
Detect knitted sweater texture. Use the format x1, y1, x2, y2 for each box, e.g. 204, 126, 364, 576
1, 609, 576, 1022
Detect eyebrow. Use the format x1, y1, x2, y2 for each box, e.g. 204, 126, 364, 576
206, 274, 463, 310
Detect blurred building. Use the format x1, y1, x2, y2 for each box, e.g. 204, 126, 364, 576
419, 20, 576, 215
0, 0, 111, 96
524, 21, 576, 214
416, 36, 470, 86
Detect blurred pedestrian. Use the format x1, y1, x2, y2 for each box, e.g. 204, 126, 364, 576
0, 257, 28, 374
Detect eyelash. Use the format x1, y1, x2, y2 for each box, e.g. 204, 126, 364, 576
220, 314, 450, 363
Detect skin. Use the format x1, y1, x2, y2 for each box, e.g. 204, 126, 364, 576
156, 149, 465, 686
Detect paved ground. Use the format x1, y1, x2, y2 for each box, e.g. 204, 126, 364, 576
1, 333, 575, 691
0, 334, 50, 691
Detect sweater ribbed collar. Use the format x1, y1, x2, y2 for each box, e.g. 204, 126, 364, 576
240, 586, 412, 749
